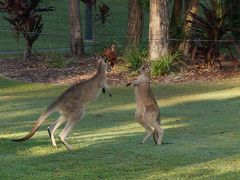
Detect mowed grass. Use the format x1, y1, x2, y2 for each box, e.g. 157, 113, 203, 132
1, 77, 240, 179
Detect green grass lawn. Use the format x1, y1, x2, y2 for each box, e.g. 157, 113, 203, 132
1, 77, 240, 179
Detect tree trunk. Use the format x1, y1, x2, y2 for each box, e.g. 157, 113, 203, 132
25, 41, 32, 58
149, 0, 169, 60
184, 0, 191, 12
126, 0, 143, 48
179, 0, 199, 55
170, 0, 183, 50
184, 0, 199, 32
170, 0, 183, 29
69, 0, 85, 56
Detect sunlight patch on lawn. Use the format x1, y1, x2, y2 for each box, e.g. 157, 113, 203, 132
0, 108, 41, 120
162, 117, 188, 129
11, 120, 188, 157
89, 86, 240, 114
75, 120, 187, 139
2, 118, 187, 139
80, 124, 187, 141
0, 130, 42, 139
158, 87, 240, 108
16, 146, 67, 157
0, 83, 58, 93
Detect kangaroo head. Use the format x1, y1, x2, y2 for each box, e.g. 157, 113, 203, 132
139, 64, 150, 76
97, 57, 109, 73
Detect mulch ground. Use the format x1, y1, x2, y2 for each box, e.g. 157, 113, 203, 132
1, 56, 240, 86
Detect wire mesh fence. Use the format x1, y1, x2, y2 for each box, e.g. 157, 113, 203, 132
0, 0, 239, 57
0, 0, 68, 55
0, 0, 133, 56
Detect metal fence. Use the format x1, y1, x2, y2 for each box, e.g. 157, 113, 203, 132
0, 0, 137, 56
0, 0, 239, 57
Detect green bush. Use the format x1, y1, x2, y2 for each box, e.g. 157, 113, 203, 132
151, 52, 180, 76
123, 48, 148, 70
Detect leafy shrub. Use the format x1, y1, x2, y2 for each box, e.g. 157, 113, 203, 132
0, 0, 54, 57
151, 52, 180, 76
186, 0, 237, 68
101, 43, 117, 68
123, 48, 148, 70
94, 2, 111, 24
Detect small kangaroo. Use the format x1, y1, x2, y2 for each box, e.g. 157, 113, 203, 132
12, 58, 111, 150
127, 64, 164, 145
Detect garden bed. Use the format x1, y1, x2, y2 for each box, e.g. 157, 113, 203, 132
0, 56, 240, 86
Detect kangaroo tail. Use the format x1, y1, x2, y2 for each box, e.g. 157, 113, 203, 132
11, 103, 57, 142
153, 113, 160, 144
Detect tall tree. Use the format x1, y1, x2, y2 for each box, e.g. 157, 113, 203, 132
69, 0, 85, 56
179, 0, 199, 55
170, 0, 183, 50
170, 0, 183, 31
184, 0, 199, 33
126, 0, 144, 48
149, 0, 169, 60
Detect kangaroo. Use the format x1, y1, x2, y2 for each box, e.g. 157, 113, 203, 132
12, 58, 111, 150
127, 64, 164, 145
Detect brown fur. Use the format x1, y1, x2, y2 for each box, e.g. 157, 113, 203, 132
130, 64, 164, 145
12, 58, 111, 150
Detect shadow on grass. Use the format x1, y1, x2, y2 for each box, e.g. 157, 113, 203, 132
2, 87, 240, 141
0, 77, 23, 89
1, 77, 240, 109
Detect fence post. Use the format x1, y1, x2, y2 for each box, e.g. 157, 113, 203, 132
85, 4, 93, 40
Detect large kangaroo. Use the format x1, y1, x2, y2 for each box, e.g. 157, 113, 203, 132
12, 58, 111, 150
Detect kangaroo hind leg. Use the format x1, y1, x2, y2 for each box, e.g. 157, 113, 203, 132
135, 112, 153, 144
59, 109, 85, 151
48, 114, 67, 148
148, 120, 164, 145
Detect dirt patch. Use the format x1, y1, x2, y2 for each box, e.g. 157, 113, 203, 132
0, 56, 240, 86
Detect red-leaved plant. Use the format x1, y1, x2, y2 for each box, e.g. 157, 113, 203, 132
0, 0, 54, 57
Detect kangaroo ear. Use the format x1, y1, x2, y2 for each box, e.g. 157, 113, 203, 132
98, 59, 102, 64
94, 53, 102, 60
104, 57, 108, 62
145, 61, 150, 67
